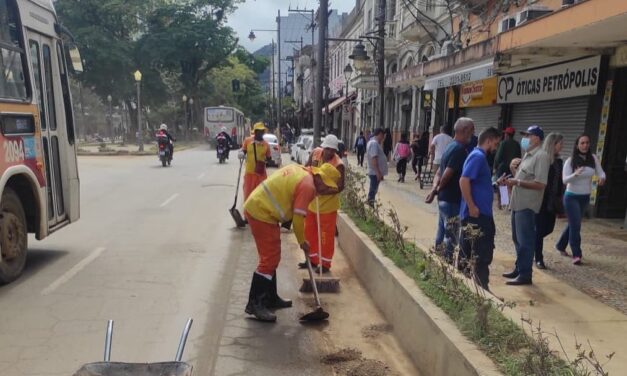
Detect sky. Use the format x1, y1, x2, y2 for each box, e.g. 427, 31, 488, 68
228, 0, 357, 52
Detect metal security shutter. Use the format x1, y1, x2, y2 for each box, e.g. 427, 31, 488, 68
511, 96, 589, 158
465, 105, 502, 135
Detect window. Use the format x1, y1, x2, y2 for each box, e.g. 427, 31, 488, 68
29, 41, 46, 129
0, 0, 28, 100
57, 42, 75, 144
426, 0, 435, 12
42, 44, 57, 130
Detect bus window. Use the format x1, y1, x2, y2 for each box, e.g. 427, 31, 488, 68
0, 0, 29, 100
57, 42, 75, 144
29, 40, 46, 129
42, 44, 57, 130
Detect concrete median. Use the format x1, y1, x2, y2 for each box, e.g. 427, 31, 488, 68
337, 212, 501, 376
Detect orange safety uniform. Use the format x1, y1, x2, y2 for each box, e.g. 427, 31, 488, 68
305, 148, 344, 268
244, 164, 317, 275
241, 136, 271, 200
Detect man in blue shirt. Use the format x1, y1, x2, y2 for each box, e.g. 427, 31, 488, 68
459, 127, 502, 290
425, 118, 474, 262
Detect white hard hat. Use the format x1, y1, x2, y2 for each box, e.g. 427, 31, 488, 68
159, 123, 168, 131
221, 126, 227, 132
320, 134, 339, 151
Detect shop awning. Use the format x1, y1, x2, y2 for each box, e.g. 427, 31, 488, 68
423, 59, 495, 91
322, 92, 357, 114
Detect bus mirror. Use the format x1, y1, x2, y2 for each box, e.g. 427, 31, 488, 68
67, 45, 84, 74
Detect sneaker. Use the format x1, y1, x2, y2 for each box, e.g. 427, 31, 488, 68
535, 261, 546, 270
556, 248, 568, 257
572, 257, 582, 265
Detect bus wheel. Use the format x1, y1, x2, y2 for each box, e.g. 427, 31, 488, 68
0, 187, 28, 284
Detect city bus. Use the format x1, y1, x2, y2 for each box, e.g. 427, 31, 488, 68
203, 106, 247, 146
0, 0, 83, 283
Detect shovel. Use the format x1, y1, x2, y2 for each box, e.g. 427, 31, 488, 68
229, 159, 247, 228
299, 247, 329, 322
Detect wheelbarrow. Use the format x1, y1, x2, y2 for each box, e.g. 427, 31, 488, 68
73, 319, 193, 376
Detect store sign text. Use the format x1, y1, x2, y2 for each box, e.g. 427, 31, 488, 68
497, 56, 601, 103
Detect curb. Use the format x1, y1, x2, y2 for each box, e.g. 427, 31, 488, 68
77, 145, 201, 157
337, 212, 502, 376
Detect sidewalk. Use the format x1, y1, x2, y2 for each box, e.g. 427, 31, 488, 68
347, 156, 627, 374
77, 142, 202, 156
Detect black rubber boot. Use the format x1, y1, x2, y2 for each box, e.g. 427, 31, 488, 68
267, 272, 292, 309
245, 273, 277, 322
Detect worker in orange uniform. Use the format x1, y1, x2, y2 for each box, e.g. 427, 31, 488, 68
239, 122, 271, 201
299, 134, 345, 272
243, 163, 341, 322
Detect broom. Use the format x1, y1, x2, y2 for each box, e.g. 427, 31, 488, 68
300, 197, 340, 293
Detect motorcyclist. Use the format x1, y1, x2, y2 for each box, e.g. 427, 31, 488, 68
156, 123, 175, 159
216, 126, 233, 159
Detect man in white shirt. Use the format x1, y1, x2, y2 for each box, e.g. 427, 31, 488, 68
429, 126, 453, 172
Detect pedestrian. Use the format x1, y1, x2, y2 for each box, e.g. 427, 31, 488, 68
239, 123, 271, 201
556, 134, 606, 265
243, 163, 341, 322
429, 126, 453, 173
366, 128, 388, 205
534, 133, 565, 269
499, 125, 550, 285
301, 135, 345, 272
493, 126, 522, 179
383, 128, 393, 160
354, 131, 367, 167
425, 118, 474, 262
393, 133, 412, 183
459, 127, 502, 290
410, 133, 425, 179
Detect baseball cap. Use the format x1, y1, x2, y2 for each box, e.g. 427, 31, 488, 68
320, 134, 339, 151
504, 127, 515, 135
520, 125, 544, 140
311, 163, 340, 189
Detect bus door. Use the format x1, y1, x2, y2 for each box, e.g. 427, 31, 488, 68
27, 32, 70, 227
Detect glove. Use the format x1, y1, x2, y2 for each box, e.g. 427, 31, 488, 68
238, 150, 245, 160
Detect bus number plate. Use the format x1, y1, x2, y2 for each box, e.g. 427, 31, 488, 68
4, 140, 25, 163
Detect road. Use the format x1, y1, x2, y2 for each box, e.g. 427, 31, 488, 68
0, 146, 418, 376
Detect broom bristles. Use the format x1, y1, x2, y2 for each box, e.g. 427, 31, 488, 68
300, 277, 341, 293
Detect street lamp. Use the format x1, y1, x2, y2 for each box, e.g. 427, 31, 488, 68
106, 95, 112, 140
134, 70, 143, 151
343, 64, 353, 96
188, 97, 194, 137
349, 43, 370, 71
182, 95, 188, 138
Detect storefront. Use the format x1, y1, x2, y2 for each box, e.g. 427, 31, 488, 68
448, 77, 502, 134
497, 56, 602, 158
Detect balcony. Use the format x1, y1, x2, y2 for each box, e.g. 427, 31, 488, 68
384, 20, 400, 57
350, 73, 378, 90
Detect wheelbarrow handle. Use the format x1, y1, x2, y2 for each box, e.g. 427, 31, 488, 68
104, 320, 114, 362
175, 318, 193, 362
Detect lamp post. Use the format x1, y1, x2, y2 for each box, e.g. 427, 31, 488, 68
134, 70, 143, 151
343, 64, 353, 97
249, 15, 281, 130
106, 94, 112, 140
188, 97, 194, 138
182, 94, 188, 139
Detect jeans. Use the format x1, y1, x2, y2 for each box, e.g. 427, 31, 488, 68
356, 148, 365, 166
396, 158, 408, 181
435, 201, 460, 260
459, 215, 495, 289
535, 210, 556, 263
367, 174, 380, 205
556, 194, 589, 258
511, 209, 536, 279
412, 156, 424, 176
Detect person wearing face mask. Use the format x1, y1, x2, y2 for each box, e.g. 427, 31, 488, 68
458, 127, 502, 290
556, 134, 606, 265
498, 125, 549, 286
239, 122, 272, 201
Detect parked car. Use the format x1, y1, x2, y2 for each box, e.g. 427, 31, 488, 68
263, 133, 282, 167
290, 135, 305, 161
296, 136, 313, 165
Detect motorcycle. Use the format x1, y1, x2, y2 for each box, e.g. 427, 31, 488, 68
157, 134, 172, 167
216, 138, 228, 164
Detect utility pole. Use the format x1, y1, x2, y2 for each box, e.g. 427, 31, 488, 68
314, 1, 328, 147
277, 10, 282, 131
271, 40, 276, 127
377, 0, 386, 130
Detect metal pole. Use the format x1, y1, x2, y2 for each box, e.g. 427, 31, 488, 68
300, 37, 304, 131
137, 82, 143, 151
277, 10, 282, 131
314, 0, 328, 147
377, 0, 386, 130
271, 40, 276, 127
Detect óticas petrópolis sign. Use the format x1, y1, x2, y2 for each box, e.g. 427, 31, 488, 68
497, 56, 601, 104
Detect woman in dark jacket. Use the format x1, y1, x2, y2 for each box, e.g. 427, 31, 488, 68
535, 133, 564, 269
383, 128, 393, 159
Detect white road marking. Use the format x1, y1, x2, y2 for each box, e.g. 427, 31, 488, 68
197, 173, 205, 180
160, 193, 180, 207
42, 247, 106, 295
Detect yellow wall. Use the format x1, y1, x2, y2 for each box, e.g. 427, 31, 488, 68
447, 77, 497, 108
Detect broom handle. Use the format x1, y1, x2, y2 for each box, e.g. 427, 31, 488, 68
303, 248, 322, 308
232, 159, 244, 209
316, 196, 322, 277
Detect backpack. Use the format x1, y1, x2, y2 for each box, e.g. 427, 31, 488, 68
357, 137, 365, 147
397, 143, 410, 159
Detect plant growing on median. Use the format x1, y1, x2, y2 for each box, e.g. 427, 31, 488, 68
340, 166, 613, 376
